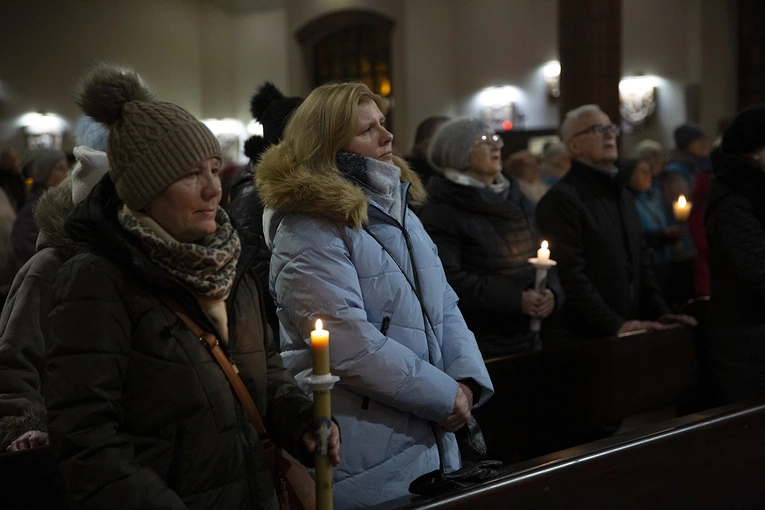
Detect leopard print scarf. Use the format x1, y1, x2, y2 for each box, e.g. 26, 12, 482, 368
118, 205, 241, 299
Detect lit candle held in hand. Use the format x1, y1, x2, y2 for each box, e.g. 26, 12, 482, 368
537, 240, 550, 262
311, 319, 330, 376
673, 195, 692, 222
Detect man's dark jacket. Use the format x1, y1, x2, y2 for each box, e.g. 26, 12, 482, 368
536, 159, 669, 339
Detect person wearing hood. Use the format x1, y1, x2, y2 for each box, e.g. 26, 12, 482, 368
419, 117, 563, 357
10, 148, 68, 265
0, 146, 107, 453
705, 104, 765, 404
256, 82, 493, 508
44, 64, 337, 510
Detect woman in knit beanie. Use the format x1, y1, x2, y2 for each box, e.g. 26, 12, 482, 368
704, 104, 765, 406
419, 117, 564, 357
44, 63, 338, 510
10, 148, 68, 264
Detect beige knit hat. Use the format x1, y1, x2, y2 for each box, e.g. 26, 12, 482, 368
77, 64, 221, 210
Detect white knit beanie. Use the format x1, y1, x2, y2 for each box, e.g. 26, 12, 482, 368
71, 146, 109, 205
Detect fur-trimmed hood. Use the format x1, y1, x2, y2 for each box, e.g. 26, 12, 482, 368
255, 143, 427, 229
33, 178, 89, 260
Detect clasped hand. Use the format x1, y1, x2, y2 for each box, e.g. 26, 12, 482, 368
439, 383, 473, 432
302, 421, 341, 466
522, 288, 555, 319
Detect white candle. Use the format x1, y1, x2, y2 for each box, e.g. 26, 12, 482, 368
537, 240, 550, 262
311, 319, 330, 376
673, 195, 692, 222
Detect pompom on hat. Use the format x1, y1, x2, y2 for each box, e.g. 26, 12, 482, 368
243, 81, 303, 162
428, 117, 494, 171
77, 63, 221, 210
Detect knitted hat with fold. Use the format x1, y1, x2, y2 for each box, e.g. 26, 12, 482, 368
428, 117, 494, 171
674, 123, 706, 151
77, 63, 221, 210
19, 148, 66, 185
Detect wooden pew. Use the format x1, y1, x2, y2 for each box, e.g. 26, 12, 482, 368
375, 402, 765, 509
473, 324, 698, 462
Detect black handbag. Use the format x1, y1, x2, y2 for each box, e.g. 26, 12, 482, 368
408, 460, 504, 497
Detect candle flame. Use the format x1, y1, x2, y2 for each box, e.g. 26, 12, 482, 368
541, 240, 548, 250
315, 319, 323, 331
677, 195, 687, 207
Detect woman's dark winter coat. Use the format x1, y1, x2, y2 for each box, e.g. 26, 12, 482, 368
536, 159, 670, 340
419, 175, 563, 357
705, 156, 765, 403
0, 180, 87, 449
11, 186, 45, 265
45, 175, 313, 510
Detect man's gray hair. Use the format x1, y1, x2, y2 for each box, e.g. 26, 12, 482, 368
633, 139, 664, 160
560, 104, 602, 143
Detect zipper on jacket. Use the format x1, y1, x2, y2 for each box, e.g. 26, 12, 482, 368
361, 316, 391, 411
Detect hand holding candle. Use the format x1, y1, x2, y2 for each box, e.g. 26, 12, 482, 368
528, 241, 557, 339
307, 319, 340, 509
673, 195, 692, 222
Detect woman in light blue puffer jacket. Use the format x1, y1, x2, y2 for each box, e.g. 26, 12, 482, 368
256, 82, 494, 508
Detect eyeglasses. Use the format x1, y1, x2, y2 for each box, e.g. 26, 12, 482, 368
572, 123, 621, 138
473, 133, 504, 149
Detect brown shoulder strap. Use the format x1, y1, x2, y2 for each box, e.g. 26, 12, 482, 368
161, 297, 269, 439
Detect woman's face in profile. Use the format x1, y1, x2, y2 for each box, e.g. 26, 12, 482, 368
343, 101, 394, 163
144, 157, 222, 243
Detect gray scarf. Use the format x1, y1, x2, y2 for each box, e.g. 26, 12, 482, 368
337, 151, 404, 222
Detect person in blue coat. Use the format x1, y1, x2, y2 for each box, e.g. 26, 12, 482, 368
256, 82, 494, 508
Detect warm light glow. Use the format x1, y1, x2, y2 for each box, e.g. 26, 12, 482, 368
476, 86, 522, 108
677, 195, 686, 207
20, 112, 66, 135
379, 77, 391, 96
619, 75, 659, 95
501, 120, 513, 131
203, 118, 246, 136
542, 60, 561, 79
315, 319, 323, 332
537, 240, 550, 262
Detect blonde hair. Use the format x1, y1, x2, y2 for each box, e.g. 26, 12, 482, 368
280, 82, 388, 175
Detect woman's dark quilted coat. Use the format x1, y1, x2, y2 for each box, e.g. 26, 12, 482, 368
44, 176, 313, 509
419, 175, 563, 357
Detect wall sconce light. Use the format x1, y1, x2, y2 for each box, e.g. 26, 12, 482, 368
619, 75, 658, 130
542, 61, 561, 99
20, 112, 66, 149
475, 86, 523, 131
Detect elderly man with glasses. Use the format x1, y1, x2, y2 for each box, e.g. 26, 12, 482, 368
536, 105, 695, 343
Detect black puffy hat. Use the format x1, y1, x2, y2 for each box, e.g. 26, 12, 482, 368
243, 82, 303, 161
721, 104, 765, 156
